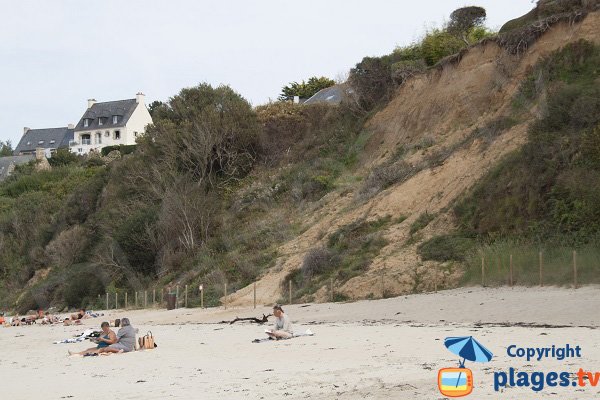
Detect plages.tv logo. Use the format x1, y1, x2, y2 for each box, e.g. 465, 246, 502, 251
438, 336, 493, 397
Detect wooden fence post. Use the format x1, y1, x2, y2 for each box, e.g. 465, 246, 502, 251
253, 282, 256, 309
106, 293, 109, 310
161, 288, 164, 304
185, 285, 188, 308
330, 277, 334, 302
509, 254, 513, 287
135, 291, 138, 308
434, 265, 438, 293
224, 282, 227, 310
125, 292, 128, 309
539, 251, 543, 287
381, 269, 385, 299
573, 250, 578, 289
144, 291, 147, 308
153, 289, 156, 307
481, 256, 485, 287
288, 281, 292, 305
176, 286, 179, 309
200, 284, 204, 309
115, 292, 118, 310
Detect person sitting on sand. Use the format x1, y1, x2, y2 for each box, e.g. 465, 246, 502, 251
69, 322, 116, 356
10, 314, 21, 326
98, 317, 136, 354
266, 305, 293, 340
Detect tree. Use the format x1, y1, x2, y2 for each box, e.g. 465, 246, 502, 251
137, 83, 260, 189
0, 140, 13, 157
348, 57, 393, 111
447, 6, 487, 45
147, 100, 166, 118
48, 148, 79, 167
278, 76, 335, 101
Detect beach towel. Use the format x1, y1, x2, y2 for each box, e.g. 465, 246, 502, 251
252, 329, 314, 343
53, 329, 97, 344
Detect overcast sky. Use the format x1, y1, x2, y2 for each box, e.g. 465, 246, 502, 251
0, 0, 534, 146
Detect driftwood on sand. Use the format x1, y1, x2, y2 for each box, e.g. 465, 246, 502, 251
221, 314, 272, 325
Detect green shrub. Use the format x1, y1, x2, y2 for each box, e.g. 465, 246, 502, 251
409, 212, 436, 235
417, 234, 475, 262
49, 148, 80, 167
100, 144, 136, 157
62, 264, 106, 308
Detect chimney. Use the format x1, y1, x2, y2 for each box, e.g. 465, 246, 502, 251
87, 98, 97, 109
35, 147, 45, 161
136, 92, 145, 105
67, 123, 74, 130
23, 127, 30, 135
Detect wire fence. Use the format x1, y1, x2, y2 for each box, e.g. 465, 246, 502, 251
466, 248, 600, 288
98, 248, 599, 311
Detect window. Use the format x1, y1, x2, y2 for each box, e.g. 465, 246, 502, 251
84, 119, 89, 127
98, 118, 104, 126
50, 140, 55, 144
112, 115, 119, 124
78, 148, 82, 153
105, 131, 110, 137
81, 134, 91, 145
95, 132, 102, 144
134, 131, 138, 137
114, 130, 121, 140
38, 140, 44, 145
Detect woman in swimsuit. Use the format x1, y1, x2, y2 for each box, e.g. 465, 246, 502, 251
68, 322, 116, 356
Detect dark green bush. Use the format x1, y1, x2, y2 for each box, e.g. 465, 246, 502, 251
100, 144, 136, 156
409, 212, 436, 235
49, 148, 80, 167
417, 234, 475, 262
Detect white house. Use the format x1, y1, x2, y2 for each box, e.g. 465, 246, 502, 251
70, 93, 153, 154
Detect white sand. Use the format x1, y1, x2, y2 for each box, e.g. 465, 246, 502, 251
1, 286, 599, 399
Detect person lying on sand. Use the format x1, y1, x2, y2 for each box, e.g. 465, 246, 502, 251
41, 312, 59, 325
265, 304, 293, 340
71, 309, 90, 321
69, 322, 116, 356
98, 318, 136, 354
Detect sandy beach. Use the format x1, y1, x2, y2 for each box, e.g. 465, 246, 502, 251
1, 286, 599, 399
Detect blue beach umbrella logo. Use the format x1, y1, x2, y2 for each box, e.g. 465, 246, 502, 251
438, 336, 493, 397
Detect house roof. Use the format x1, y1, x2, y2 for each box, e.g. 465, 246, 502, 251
75, 99, 138, 131
14, 127, 74, 154
0, 155, 35, 181
303, 84, 354, 105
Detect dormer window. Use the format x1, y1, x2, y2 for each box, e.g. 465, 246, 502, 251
98, 117, 105, 126
83, 119, 90, 127
112, 115, 119, 124
38, 140, 44, 145
50, 140, 56, 144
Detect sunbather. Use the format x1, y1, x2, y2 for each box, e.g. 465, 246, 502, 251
68, 322, 116, 356
71, 308, 90, 321
266, 304, 293, 339
98, 317, 136, 354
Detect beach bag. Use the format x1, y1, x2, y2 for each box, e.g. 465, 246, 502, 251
138, 331, 156, 350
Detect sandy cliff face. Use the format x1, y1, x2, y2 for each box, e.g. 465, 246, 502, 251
227, 11, 600, 306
